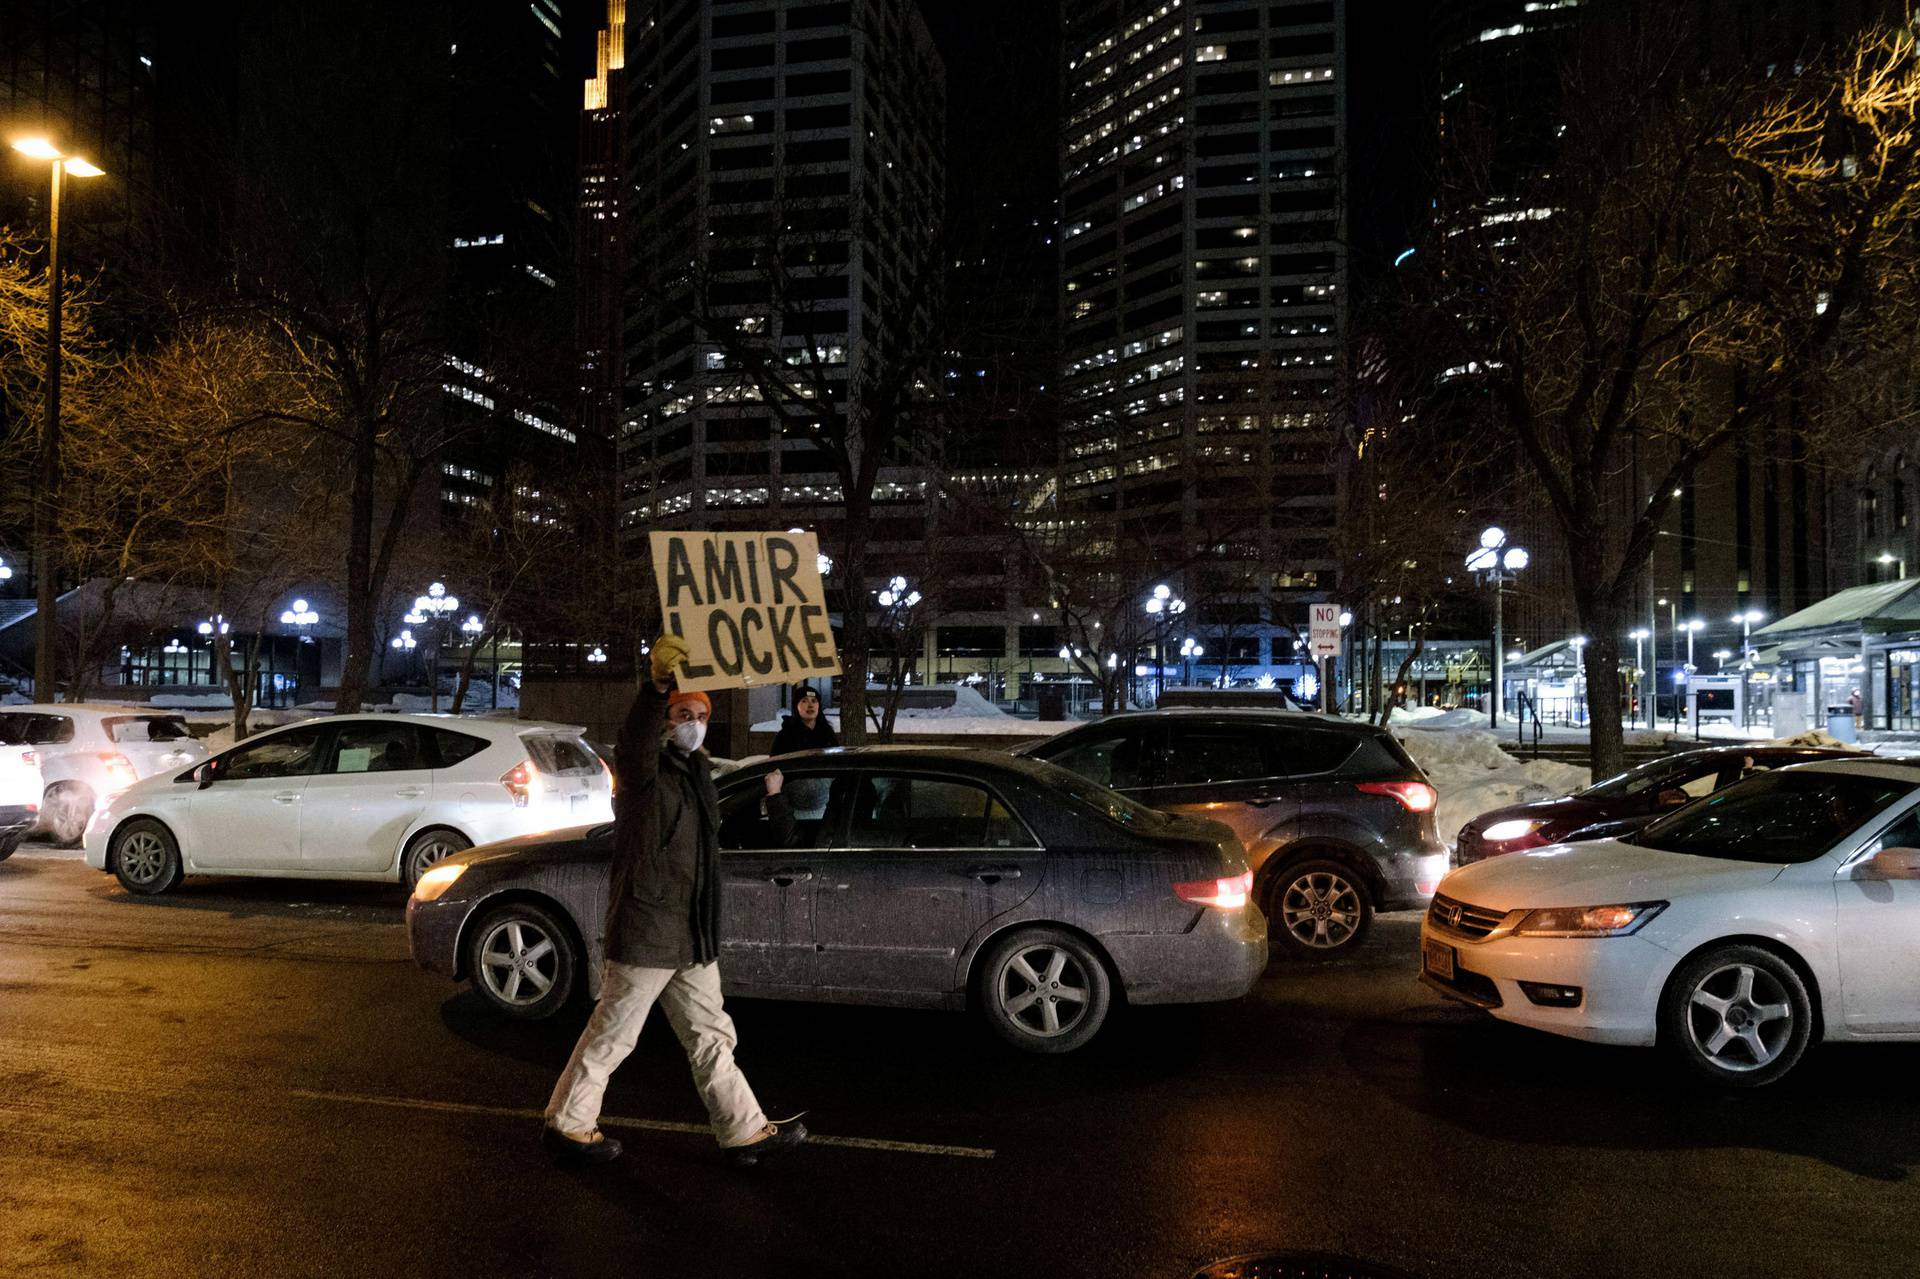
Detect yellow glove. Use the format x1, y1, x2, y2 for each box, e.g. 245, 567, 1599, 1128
650, 634, 690, 685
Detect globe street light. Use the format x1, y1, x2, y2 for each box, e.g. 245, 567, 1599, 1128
0, 555, 11, 582
1143, 584, 1187, 702
279, 598, 320, 642
12, 136, 104, 698
1465, 526, 1528, 728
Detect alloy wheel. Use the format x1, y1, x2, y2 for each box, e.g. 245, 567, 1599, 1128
1280, 870, 1363, 949
1684, 962, 1794, 1072
407, 835, 465, 885
997, 944, 1090, 1038
117, 830, 169, 887
478, 918, 557, 1006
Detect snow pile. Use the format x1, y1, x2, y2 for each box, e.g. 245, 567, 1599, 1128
1767, 728, 1862, 751
1395, 727, 1589, 846
148, 692, 237, 709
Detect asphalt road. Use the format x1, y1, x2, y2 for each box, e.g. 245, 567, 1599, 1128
3, 843, 1917, 1279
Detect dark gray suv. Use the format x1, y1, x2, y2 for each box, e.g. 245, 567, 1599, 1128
1016, 709, 1449, 958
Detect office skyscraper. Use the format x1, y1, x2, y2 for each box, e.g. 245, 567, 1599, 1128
1058, 0, 1346, 670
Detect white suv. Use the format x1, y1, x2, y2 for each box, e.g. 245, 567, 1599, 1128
83, 714, 613, 894
0, 705, 209, 845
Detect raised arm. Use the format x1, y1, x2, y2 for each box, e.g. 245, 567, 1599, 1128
615, 635, 689, 796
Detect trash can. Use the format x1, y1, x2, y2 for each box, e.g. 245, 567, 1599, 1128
1826, 711, 1858, 743
1037, 686, 1066, 721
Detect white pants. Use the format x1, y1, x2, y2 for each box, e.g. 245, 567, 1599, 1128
545, 959, 767, 1147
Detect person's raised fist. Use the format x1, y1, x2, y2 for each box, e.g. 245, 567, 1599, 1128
650, 634, 690, 686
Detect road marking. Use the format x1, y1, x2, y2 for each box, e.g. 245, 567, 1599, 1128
287, 1087, 995, 1160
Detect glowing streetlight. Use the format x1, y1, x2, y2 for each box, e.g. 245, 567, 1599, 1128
1730, 609, 1764, 665
277, 598, 321, 650
0, 555, 12, 582
390, 629, 417, 651
1683, 618, 1705, 672
586, 645, 608, 664
12, 135, 104, 696
1465, 526, 1527, 728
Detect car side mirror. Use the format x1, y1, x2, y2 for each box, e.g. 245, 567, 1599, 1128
1656, 788, 1689, 808
196, 762, 217, 789
1867, 847, 1920, 880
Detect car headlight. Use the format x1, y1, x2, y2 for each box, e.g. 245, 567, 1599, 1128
1513, 901, 1667, 937
412, 863, 468, 903
1480, 818, 1545, 843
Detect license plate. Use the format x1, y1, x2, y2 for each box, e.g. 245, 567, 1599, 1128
1423, 939, 1456, 982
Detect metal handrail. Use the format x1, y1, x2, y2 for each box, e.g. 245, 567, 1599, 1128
1515, 690, 1543, 760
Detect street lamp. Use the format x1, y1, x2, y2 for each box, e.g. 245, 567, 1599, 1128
1143, 584, 1186, 703
1730, 609, 1764, 664
196, 615, 230, 639
586, 645, 608, 664
1683, 619, 1705, 674
1465, 526, 1528, 728
279, 598, 321, 642
12, 136, 104, 697
1629, 628, 1650, 724
401, 582, 460, 709
1179, 636, 1205, 685
1713, 648, 1734, 674
461, 614, 485, 641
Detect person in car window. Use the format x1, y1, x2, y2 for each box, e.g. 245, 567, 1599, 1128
770, 683, 837, 756
542, 633, 807, 1169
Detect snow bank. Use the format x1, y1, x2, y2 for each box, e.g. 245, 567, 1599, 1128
1394, 728, 1588, 846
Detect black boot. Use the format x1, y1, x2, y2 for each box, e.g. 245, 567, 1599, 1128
724, 1118, 809, 1169
543, 1125, 623, 1166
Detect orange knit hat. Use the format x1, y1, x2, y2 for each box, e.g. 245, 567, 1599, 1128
668, 689, 712, 716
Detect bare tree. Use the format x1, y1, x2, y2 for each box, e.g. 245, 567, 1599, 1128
1410, 22, 1920, 776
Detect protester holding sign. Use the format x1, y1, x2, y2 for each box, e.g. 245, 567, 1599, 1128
541, 633, 808, 1170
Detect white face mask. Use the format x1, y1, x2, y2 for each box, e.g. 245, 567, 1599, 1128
669, 720, 707, 753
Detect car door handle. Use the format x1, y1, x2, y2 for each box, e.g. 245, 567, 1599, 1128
273, 791, 300, 804
769, 869, 813, 886
1249, 797, 1282, 808
965, 865, 1023, 883
394, 787, 426, 799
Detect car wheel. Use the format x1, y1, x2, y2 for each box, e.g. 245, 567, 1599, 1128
1659, 944, 1813, 1088
0, 830, 20, 861
977, 927, 1112, 1054
465, 901, 577, 1020
403, 828, 472, 890
1268, 858, 1374, 960
41, 782, 95, 848
111, 819, 184, 896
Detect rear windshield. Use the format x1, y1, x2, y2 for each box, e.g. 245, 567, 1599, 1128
0, 713, 73, 745
1025, 759, 1165, 829
1631, 771, 1915, 863
105, 716, 192, 743
527, 734, 602, 774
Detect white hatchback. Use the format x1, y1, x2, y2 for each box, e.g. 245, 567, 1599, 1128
0, 705, 209, 845
83, 715, 613, 894
1420, 759, 1920, 1086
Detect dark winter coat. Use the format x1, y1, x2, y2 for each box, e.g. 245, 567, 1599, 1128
605, 682, 723, 968
770, 713, 838, 756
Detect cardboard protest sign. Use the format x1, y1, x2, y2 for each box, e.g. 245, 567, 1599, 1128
648, 530, 841, 693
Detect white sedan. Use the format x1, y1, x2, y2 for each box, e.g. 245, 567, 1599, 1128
84, 715, 612, 894
1420, 759, 1920, 1086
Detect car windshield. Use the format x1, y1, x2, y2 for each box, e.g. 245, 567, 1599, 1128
1579, 756, 1698, 800
1024, 758, 1164, 828
1630, 770, 1915, 862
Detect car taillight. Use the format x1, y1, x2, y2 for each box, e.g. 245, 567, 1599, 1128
1174, 869, 1253, 910
22, 750, 37, 767
1357, 780, 1437, 813
99, 752, 138, 789
601, 757, 616, 795
502, 760, 534, 808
